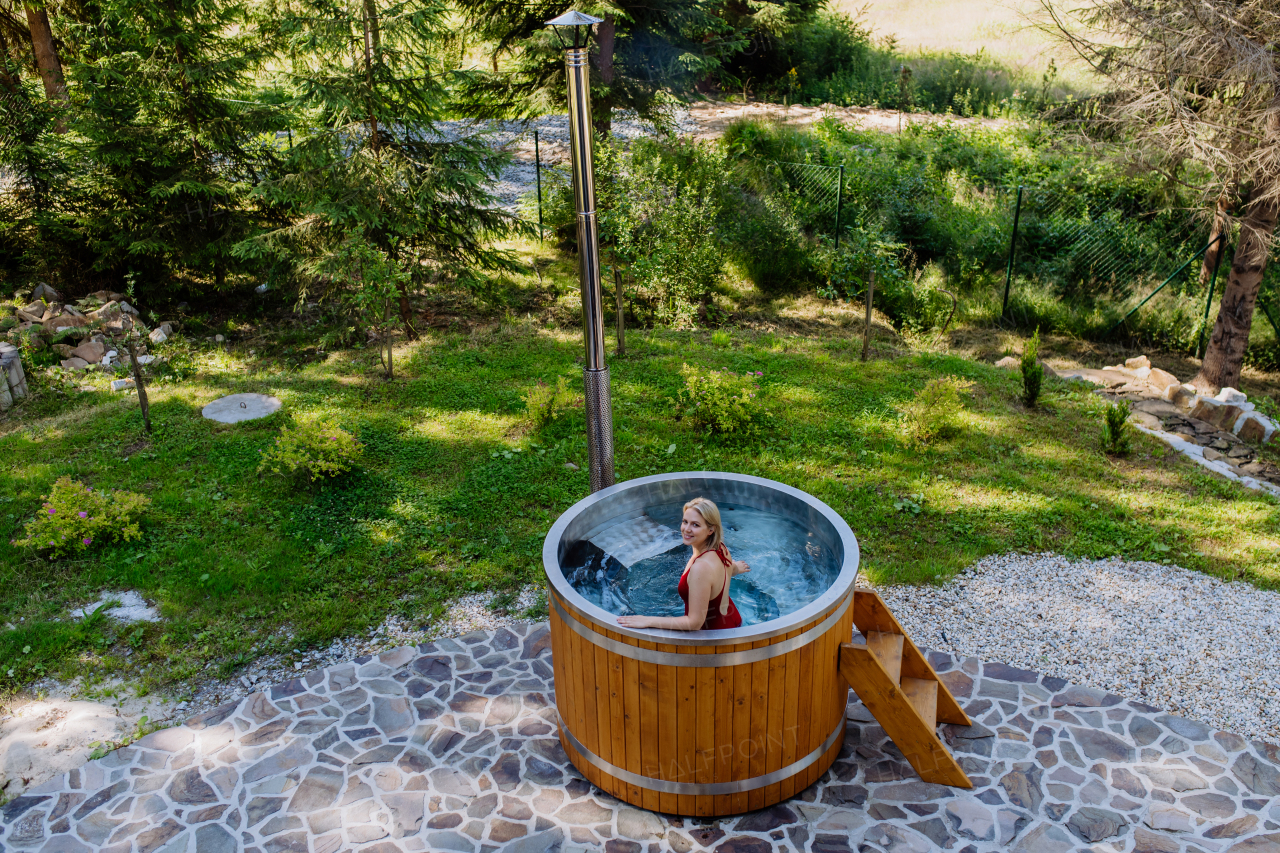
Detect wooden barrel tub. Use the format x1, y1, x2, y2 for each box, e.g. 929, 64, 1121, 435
542, 473, 860, 816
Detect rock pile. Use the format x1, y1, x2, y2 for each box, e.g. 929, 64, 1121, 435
995, 351, 1280, 494
4, 284, 175, 390
1050, 356, 1280, 496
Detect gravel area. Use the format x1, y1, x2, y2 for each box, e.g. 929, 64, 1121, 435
874, 552, 1280, 744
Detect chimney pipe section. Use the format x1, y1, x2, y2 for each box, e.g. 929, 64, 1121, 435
564, 44, 615, 492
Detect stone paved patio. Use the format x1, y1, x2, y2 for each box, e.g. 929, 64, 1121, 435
4, 620, 1278, 853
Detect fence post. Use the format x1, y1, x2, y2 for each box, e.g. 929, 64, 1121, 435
1001, 185, 1024, 321
834, 164, 844, 252
534, 129, 544, 242
1196, 235, 1226, 359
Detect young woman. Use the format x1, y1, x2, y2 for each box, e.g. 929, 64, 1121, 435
617, 497, 749, 631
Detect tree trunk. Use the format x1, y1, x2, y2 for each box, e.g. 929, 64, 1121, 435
362, 0, 381, 152
399, 292, 418, 340
1191, 188, 1280, 394
591, 15, 614, 137
1198, 189, 1234, 288
0, 25, 22, 95
125, 339, 152, 433
383, 297, 394, 379
613, 261, 625, 356
23, 2, 67, 131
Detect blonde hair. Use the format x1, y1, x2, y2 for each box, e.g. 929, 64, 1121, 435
683, 497, 725, 552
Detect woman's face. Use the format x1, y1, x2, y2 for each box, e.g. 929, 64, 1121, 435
681, 508, 711, 548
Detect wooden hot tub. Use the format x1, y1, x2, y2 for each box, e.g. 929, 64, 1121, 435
542, 473, 860, 816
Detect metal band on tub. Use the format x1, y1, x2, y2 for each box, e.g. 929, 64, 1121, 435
559, 713, 845, 796
548, 590, 853, 668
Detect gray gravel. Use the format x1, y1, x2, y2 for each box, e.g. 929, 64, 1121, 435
874, 552, 1280, 744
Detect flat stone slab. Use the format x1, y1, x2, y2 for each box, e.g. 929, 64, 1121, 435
6, 621, 1279, 853
201, 392, 282, 424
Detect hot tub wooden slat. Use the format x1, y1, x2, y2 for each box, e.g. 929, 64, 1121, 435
773, 625, 793, 799
622, 639, 642, 806
586, 627, 609, 791
713, 643, 734, 815
676, 659, 697, 815
747, 639, 769, 812
638, 646, 659, 813
730, 656, 751, 814
595, 633, 613, 768
657, 642, 678, 814
606, 628, 627, 792
694, 647, 716, 816
764, 642, 786, 806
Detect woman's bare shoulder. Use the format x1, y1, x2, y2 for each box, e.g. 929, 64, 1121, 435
689, 551, 721, 575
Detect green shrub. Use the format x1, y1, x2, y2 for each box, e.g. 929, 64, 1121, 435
522, 376, 575, 431
899, 375, 973, 445
14, 476, 150, 558
676, 363, 763, 434
1101, 400, 1132, 456
1021, 329, 1043, 408
711, 330, 731, 348
258, 420, 363, 483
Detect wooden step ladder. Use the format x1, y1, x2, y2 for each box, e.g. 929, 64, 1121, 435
838, 589, 973, 788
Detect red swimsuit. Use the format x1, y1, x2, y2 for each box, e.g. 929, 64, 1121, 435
677, 545, 743, 630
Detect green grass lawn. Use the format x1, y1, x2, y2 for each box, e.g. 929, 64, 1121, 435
2, 291, 1278, 697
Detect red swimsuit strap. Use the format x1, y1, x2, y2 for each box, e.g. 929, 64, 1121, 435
712, 544, 732, 567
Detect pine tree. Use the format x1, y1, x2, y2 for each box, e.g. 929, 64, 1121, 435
240, 0, 522, 345
63, 0, 277, 292
454, 0, 729, 134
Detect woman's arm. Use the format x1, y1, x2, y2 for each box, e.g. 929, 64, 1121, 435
721, 544, 750, 577
618, 558, 716, 630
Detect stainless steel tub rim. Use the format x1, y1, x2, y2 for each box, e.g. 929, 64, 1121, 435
542, 471, 861, 646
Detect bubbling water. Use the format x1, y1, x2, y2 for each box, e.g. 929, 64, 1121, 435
563, 502, 841, 627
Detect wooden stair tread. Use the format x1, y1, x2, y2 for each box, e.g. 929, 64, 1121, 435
865, 632, 904, 684
901, 677, 938, 730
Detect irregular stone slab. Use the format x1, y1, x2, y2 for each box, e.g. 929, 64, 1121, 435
201, 393, 282, 424
1066, 807, 1128, 842
944, 800, 995, 841
288, 767, 343, 812
1232, 753, 1280, 796
1012, 821, 1076, 853
1133, 827, 1181, 853
1137, 766, 1208, 791
1070, 727, 1136, 762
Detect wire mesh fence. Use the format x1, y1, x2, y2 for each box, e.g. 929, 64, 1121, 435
764, 160, 845, 248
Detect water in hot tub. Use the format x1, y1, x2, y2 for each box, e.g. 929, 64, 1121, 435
562, 502, 841, 626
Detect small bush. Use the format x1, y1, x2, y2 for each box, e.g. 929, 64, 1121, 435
14, 476, 150, 558
1101, 400, 1132, 455
258, 420, 363, 483
676, 363, 763, 434
1021, 329, 1043, 408
711, 330, 731, 348
900, 375, 973, 445
522, 376, 575, 431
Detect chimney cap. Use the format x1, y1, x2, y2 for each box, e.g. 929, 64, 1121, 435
546, 10, 603, 26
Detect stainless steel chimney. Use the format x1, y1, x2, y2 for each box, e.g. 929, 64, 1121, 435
548, 11, 615, 492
